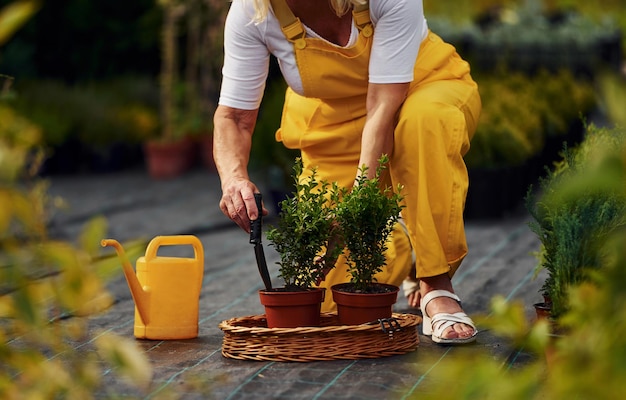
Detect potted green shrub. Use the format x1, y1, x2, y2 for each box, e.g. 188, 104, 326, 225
527, 124, 626, 320
262, 158, 342, 328
331, 155, 404, 325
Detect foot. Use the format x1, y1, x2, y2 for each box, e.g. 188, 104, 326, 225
420, 274, 476, 341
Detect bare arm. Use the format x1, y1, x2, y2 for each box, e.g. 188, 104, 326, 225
358, 82, 409, 178
213, 105, 266, 232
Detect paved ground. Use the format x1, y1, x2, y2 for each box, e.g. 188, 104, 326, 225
37, 166, 544, 399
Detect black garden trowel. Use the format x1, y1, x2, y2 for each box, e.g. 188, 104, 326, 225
250, 192, 272, 290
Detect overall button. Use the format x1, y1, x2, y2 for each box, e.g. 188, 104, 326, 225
362, 25, 373, 38
295, 38, 306, 49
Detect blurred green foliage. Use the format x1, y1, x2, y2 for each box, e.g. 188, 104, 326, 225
8, 78, 160, 147
405, 123, 626, 400
527, 124, 626, 317
465, 69, 596, 169
0, 81, 153, 400
0, 0, 39, 46
425, 0, 626, 54
1, 3, 153, 397
597, 70, 626, 127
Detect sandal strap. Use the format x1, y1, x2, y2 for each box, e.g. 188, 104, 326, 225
430, 312, 477, 337
420, 289, 460, 315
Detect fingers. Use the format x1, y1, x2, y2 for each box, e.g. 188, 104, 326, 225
220, 197, 249, 232
407, 292, 420, 308
219, 179, 266, 233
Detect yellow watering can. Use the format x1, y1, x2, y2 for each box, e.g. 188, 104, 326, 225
101, 235, 204, 340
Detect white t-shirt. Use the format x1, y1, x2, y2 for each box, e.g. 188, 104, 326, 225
219, 0, 428, 110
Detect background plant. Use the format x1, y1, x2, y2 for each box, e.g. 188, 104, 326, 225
464, 69, 596, 169
407, 123, 626, 400
0, 92, 152, 399
526, 123, 626, 317
336, 156, 404, 292
267, 158, 341, 290
1, 4, 152, 396
427, 0, 625, 71
9, 78, 159, 147
596, 70, 626, 127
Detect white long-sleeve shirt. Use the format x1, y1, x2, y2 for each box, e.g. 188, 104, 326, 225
219, 0, 428, 110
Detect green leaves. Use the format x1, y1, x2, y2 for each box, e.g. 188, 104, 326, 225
1, 80, 151, 395
0, 1, 40, 46
267, 158, 340, 289
527, 124, 626, 317
268, 156, 405, 292
335, 156, 404, 292
95, 333, 153, 389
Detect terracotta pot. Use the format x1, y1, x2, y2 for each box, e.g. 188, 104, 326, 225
258, 288, 325, 328
534, 302, 552, 321
143, 136, 194, 180
331, 283, 399, 325
533, 301, 566, 366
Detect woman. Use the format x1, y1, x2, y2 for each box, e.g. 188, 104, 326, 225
213, 0, 481, 344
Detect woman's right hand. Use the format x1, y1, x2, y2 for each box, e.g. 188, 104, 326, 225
219, 177, 268, 233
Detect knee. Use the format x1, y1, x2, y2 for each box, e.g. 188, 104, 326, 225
396, 102, 466, 145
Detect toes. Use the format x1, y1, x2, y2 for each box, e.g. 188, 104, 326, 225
443, 323, 475, 339
442, 326, 460, 339
454, 323, 475, 338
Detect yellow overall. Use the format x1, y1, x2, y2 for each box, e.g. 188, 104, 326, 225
271, 0, 482, 312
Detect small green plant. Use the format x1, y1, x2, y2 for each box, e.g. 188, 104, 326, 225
266, 158, 341, 290
410, 122, 626, 400
335, 155, 404, 292
526, 124, 626, 317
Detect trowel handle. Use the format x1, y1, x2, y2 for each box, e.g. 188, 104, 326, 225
250, 193, 263, 245
145, 235, 204, 263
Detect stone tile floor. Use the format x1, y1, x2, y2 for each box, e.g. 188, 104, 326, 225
22, 167, 545, 399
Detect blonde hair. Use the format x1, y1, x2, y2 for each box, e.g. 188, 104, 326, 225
247, 0, 367, 23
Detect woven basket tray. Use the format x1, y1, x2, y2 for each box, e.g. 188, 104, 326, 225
219, 312, 421, 362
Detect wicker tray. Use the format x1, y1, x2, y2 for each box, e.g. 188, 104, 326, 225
219, 312, 421, 362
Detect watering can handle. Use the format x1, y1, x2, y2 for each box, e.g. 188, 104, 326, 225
144, 235, 204, 263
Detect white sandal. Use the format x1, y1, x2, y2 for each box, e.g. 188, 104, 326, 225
420, 289, 478, 344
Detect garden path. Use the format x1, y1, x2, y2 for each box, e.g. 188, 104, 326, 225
39, 166, 544, 399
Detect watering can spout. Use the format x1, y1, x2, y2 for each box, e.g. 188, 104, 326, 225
101, 239, 151, 324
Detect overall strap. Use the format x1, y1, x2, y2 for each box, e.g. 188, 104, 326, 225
352, 1, 371, 32
270, 0, 371, 41
269, 0, 305, 42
